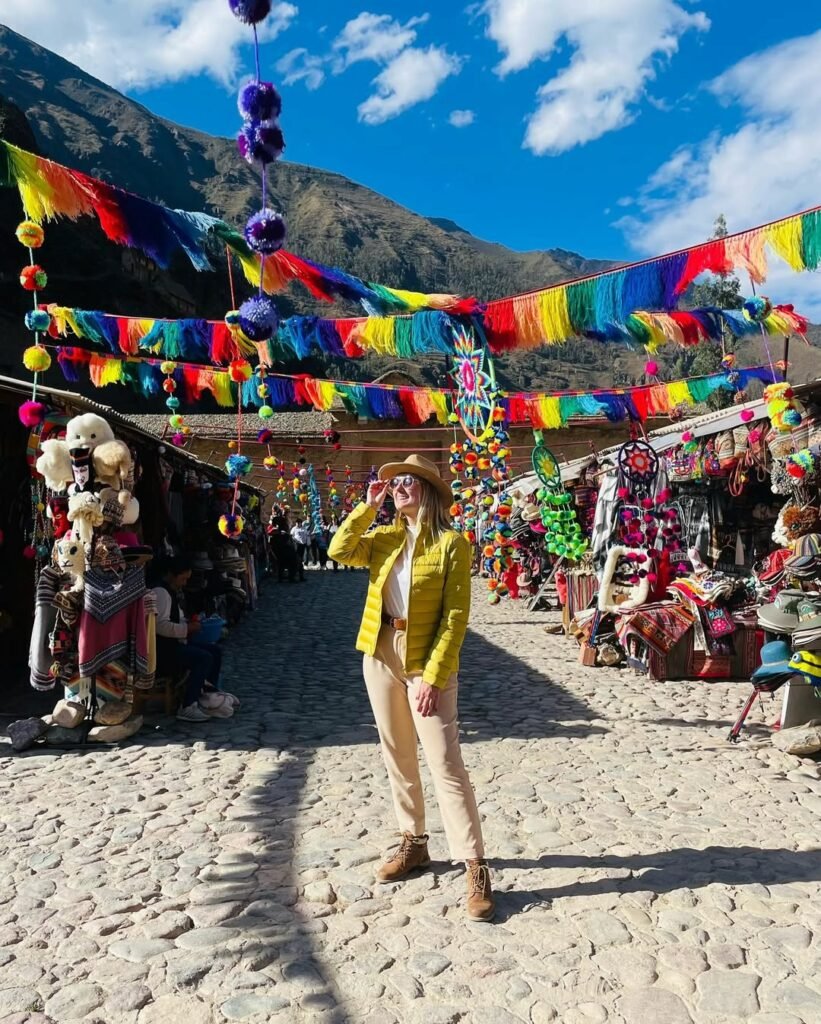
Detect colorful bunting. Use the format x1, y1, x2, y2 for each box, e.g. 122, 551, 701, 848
0, 139, 478, 317
43, 300, 808, 365
50, 346, 781, 431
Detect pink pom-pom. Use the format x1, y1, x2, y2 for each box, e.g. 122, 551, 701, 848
682, 431, 694, 443
645, 360, 659, 377
18, 400, 45, 427
628, 575, 640, 585
22, 545, 36, 559
641, 498, 654, 510
171, 432, 185, 447
617, 487, 630, 499
647, 573, 658, 584
748, 428, 762, 443
740, 409, 755, 423
643, 513, 654, 524
657, 487, 672, 503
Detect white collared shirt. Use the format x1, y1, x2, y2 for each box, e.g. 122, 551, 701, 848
383, 523, 419, 619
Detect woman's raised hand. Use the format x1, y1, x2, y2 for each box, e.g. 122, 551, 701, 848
366, 479, 390, 509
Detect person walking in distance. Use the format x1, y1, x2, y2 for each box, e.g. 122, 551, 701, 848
328, 454, 494, 921
290, 519, 310, 572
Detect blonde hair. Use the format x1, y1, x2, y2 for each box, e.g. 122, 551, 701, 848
395, 476, 451, 543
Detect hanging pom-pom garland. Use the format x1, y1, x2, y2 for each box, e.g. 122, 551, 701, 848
227, 0, 271, 23
23, 345, 51, 372
16, 220, 44, 248
20, 265, 47, 290
244, 208, 287, 255
219, 513, 245, 538
25, 309, 51, 333
18, 399, 46, 427
765, 381, 802, 433
238, 295, 279, 341
238, 80, 282, 121
225, 453, 253, 480
743, 295, 773, 323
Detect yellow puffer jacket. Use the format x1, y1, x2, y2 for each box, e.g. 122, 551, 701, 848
328, 502, 472, 689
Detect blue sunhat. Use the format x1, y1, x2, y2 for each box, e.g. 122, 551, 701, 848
751, 640, 795, 681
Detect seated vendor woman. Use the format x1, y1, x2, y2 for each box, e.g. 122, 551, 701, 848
151, 554, 237, 722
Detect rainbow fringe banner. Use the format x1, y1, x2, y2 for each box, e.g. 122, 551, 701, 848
51, 346, 780, 430
482, 217, 819, 352
44, 302, 808, 364
0, 140, 478, 317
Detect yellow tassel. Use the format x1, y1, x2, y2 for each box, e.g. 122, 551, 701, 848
534, 397, 563, 429
359, 317, 397, 355
667, 381, 694, 407
538, 287, 572, 345
429, 392, 450, 425
48, 306, 70, 336
213, 372, 234, 408
317, 380, 337, 410
766, 217, 804, 272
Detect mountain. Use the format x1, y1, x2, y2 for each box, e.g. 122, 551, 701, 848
0, 24, 816, 404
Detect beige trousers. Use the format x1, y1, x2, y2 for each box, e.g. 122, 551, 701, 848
363, 625, 484, 860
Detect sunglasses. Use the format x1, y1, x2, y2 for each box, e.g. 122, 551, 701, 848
389, 474, 419, 490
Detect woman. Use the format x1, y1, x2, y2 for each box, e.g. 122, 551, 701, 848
151, 555, 236, 722
328, 454, 494, 921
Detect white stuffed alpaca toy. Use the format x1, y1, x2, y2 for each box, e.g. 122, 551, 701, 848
36, 413, 139, 539
53, 532, 86, 593
598, 545, 651, 614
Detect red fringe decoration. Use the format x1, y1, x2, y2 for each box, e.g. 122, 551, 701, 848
505, 395, 530, 424
211, 323, 236, 364
675, 239, 733, 296
630, 389, 651, 422
669, 312, 708, 347
484, 298, 518, 352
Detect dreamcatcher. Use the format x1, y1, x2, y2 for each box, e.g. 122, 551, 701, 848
452, 323, 496, 443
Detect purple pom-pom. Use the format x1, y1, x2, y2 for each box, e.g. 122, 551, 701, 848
238, 296, 279, 341
237, 121, 285, 166
238, 81, 282, 122
227, 0, 271, 24
244, 208, 287, 254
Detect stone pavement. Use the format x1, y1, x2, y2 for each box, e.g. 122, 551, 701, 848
2, 571, 821, 1024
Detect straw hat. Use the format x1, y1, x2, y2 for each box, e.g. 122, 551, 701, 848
378, 454, 452, 505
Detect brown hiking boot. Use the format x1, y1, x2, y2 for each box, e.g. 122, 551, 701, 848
375, 832, 431, 883
466, 860, 495, 921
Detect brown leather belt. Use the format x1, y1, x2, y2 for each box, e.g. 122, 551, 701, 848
381, 613, 407, 631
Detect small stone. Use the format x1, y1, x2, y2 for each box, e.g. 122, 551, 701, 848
45, 983, 104, 1019
6, 717, 48, 751
408, 951, 451, 978
302, 881, 335, 905
472, 1009, 528, 1024
110, 938, 174, 962
619, 988, 693, 1024
577, 910, 631, 946
708, 943, 746, 969
27, 852, 61, 872
772, 722, 821, 756
760, 924, 812, 950
336, 882, 371, 903
220, 993, 290, 1019
94, 700, 133, 725
52, 699, 86, 729
137, 994, 214, 1024
105, 983, 152, 1013
175, 926, 239, 949
142, 912, 193, 940
696, 970, 760, 1017
87, 715, 143, 743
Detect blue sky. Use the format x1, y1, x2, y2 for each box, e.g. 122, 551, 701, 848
4, 1, 821, 311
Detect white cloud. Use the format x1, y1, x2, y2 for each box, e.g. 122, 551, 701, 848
276, 47, 325, 90
616, 31, 821, 316
332, 11, 428, 70
449, 109, 475, 127
358, 45, 462, 125
1, 0, 297, 91
481, 0, 709, 154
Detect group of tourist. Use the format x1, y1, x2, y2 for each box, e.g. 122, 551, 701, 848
266, 507, 352, 581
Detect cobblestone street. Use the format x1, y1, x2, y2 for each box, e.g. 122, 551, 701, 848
3, 572, 821, 1024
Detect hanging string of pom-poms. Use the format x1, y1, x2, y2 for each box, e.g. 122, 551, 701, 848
0, 139, 478, 318
50, 345, 781, 430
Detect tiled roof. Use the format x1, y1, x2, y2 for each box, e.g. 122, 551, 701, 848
125, 410, 335, 438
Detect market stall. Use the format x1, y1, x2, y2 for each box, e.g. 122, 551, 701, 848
0, 375, 265, 745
